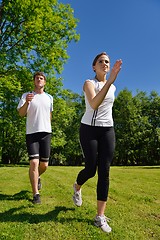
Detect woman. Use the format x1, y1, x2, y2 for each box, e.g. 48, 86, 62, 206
72, 52, 122, 233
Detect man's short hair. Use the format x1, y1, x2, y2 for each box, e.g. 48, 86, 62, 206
33, 72, 46, 81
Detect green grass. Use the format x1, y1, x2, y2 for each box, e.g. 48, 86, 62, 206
0, 166, 159, 240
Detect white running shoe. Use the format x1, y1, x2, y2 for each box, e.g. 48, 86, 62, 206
94, 215, 112, 233
72, 183, 82, 207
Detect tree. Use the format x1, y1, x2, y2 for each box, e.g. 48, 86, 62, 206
50, 89, 85, 166
59, 90, 85, 166
113, 89, 138, 165
143, 91, 160, 165
113, 89, 160, 166
0, 73, 26, 164
0, 0, 80, 163
0, 0, 79, 75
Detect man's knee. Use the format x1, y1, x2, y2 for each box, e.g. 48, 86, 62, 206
30, 159, 39, 171
39, 161, 48, 172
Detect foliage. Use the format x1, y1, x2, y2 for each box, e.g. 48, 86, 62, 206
0, 0, 80, 164
0, 0, 80, 75
50, 90, 85, 166
0, 72, 27, 163
113, 89, 160, 166
0, 2, 160, 166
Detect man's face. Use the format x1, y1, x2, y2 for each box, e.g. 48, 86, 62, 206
34, 75, 46, 89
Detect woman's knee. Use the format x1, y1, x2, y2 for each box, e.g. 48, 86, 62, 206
87, 168, 96, 178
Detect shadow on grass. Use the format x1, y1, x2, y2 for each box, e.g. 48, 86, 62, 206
0, 205, 92, 225
0, 190, 31, 201
0, 164, 29, 168
140, 166, 160, 169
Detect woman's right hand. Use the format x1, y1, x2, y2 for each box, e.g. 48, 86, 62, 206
108, 59, 122, 84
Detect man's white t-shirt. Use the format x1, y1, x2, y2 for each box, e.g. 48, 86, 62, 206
81, 79, 116, 127
17, 91, 53, 134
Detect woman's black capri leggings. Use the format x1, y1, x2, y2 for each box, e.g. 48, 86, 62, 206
77, 123, 115, 201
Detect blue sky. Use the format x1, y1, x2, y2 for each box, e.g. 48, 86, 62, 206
60, 0, 160, 96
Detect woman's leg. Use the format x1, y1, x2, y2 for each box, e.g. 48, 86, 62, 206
76, 124, 98, 186
73, 124, 98, 206
96, 127, 115, 215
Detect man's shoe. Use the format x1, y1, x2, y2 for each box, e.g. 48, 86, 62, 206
38, 177, 42, 190
32, 194, 41, 204
72, 183, 82, 207
94, 215, 112, 233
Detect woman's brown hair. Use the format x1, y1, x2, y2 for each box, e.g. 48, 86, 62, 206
92, 52, 109, 67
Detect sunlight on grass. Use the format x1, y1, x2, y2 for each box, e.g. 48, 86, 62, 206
0, 166, 159, 240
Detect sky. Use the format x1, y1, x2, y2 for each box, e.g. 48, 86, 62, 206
60, 0, 160, 96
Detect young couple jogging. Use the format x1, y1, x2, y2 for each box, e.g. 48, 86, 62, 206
17, 52, 122, 233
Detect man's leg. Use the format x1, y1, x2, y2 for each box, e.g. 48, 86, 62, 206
38, 133, 51, 190
39, 133, 51, 176
39, 161, 48, 176
29, 159, 40, 196
37, 161, 48, 190
26, 133, 41, 203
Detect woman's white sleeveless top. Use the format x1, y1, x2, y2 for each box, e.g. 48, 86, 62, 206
81, 79, 116, 127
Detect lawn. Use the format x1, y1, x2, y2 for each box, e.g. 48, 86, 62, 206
0, 165, 159, 240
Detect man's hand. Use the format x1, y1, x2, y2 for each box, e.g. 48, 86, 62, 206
26, 93, 34, 103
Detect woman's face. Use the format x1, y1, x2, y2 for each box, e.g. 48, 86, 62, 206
93, 54, 110, 74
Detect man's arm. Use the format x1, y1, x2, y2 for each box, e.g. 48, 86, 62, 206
50, 112, 52, 121
18, 101, 29, 117
18, 92, 34, 117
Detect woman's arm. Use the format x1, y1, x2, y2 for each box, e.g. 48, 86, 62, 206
84, 59, 122, 110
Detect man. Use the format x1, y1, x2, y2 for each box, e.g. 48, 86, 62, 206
17, 72, 53, 204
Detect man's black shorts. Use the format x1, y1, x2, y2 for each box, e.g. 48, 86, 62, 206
26, 132, 51, 161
